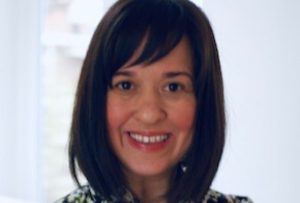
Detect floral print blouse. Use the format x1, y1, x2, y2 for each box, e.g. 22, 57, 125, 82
55, 185, 253, 203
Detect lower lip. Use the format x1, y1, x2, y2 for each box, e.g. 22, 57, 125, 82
126, 133, 172, 152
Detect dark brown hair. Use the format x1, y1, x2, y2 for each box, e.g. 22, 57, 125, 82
69, 0, 225, 202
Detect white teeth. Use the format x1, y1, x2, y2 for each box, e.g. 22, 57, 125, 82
150, 137, 155, 143
143, 136, 149, 143
156, 136, 162, 142
129, 133, 169, 144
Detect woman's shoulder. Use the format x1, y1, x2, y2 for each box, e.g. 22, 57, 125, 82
55, 185, 253, 203
203, 189, 253, 203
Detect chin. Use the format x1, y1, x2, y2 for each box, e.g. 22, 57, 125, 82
123, 161, 174, 179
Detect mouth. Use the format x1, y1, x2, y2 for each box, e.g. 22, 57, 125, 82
128, 132, 170, 144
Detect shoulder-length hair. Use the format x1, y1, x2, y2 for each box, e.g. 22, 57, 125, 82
69, 0, 225, 202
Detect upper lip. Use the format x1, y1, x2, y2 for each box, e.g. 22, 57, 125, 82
126, 131, 171, 136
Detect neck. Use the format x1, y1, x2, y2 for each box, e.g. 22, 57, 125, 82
124, 170, 171, 203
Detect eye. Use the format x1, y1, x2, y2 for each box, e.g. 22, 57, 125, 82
165, 83, 183, 92
115, 81, 133, 90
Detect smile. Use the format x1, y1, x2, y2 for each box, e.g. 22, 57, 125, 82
128, 132, 170, 144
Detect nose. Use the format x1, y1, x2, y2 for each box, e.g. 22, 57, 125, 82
134, 89, 167, 125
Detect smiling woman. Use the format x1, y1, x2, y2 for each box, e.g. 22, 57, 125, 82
55, 0, 252, 202
107, 37, 196, 186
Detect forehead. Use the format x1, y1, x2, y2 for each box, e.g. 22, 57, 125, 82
120, 36, 194, 72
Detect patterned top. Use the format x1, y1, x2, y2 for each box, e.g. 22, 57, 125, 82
55, 185, 253, 203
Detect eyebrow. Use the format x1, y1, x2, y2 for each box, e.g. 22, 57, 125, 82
163, 71, 193, 80
113, 70, 135, 77
113, 70, 193, 80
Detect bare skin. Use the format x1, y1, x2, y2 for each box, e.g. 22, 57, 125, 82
124, 168, 171, 203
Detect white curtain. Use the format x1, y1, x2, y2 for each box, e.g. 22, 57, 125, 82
0, 0, 41, 202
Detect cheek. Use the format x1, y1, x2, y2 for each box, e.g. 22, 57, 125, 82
169, 100, 196, 159
107, 96, 127, 151
170, 100, 196, 132
107, 95, 132, 133
107, 105, 122, 130
107, 99, 122, 131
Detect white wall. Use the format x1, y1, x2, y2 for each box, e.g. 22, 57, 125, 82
203, 0, 300, 202
0, 0, 41, 202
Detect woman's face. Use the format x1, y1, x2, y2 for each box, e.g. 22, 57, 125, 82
107, 37, 196, 179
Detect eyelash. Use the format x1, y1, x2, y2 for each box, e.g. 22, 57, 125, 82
164, 82, 184, 92
114, 81, 134, 90
112, 81, 187, 93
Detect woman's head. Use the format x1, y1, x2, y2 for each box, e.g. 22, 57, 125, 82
69, 0, 225, 202
107, 36, 196, 182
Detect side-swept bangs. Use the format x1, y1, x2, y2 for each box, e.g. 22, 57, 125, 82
69, 0, 225, 202
100, 0, 188, 85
